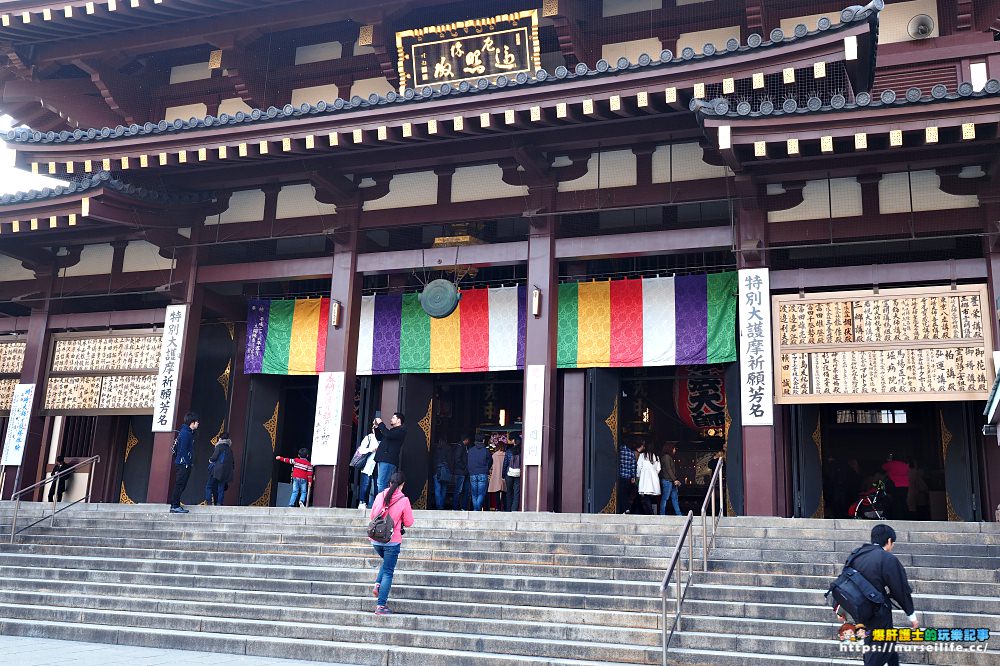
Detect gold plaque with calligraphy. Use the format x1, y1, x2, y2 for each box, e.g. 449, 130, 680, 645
395, 10, 541, 93
773, 285, 994, 404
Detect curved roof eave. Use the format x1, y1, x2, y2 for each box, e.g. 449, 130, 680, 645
4, 2, 879, 160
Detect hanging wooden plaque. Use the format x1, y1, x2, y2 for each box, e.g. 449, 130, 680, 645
773, 285, 994, 404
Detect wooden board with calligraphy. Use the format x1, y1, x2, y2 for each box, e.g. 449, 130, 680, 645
0, 341, 25, 412
395, 10, 541, 93
43, 332, 162, 414
773, 285, 994, 404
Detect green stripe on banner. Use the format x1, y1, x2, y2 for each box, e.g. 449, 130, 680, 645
706, 272, 738, 364
399, 293, 431, 373
262, 300, 294, 374
556, 282, 579, 369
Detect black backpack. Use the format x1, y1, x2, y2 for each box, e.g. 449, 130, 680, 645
825, 546, 889, 624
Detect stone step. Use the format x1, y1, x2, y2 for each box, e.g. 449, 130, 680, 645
685, 582, 1000, 614
696, 570, 1000, 598
0, 589, 662, 643
0, 557, 656, 597
0, 572, 661, 614
0, 602, 662, 663
0, 539, 675, 570
672, 630, 998, 665
712, 525, 1000, 545
708, 547, 998, 570
677, 598, 1000, 630
0, 618, 648, 666
10, 528, 683, 557
707, 558, 1000, 584
709, 535, 999, 556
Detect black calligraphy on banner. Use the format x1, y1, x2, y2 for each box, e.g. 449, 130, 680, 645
674, 368, 726, 432
395, 10, 540, 92
738, 269, 773, 425
152, 305, 188, 432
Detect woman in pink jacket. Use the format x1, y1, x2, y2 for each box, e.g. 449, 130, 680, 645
368, 470, 415, 615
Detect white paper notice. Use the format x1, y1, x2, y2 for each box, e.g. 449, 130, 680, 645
152, 304, 188, 432
1, 383, 35, 467
523, 364, 545, 466
738, 268, 774, 426
311, 371, 345, 465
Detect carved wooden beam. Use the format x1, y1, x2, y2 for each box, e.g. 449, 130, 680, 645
0, 43, 33, 79
73, 58, 151, 125
544, 0, 590, 67
216, 31, 271, 109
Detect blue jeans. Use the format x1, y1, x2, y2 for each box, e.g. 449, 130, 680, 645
372, 542, 401, 607
289, 477, 308, 506
433, 472, 449, 509
660, 479, 681, 516
376, 463, 397, 495
452, 475, 468, 510
204, 478, 226, 505
470, 473, 488, 511
358, 473, 373, 506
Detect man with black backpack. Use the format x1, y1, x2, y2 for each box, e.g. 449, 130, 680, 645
830, 524, 919, 666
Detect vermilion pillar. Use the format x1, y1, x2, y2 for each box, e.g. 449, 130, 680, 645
314, 217, 362, 508
522, 214, 559, 511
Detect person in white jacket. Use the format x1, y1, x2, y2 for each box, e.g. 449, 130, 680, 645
636, 442, 662, 515
357, 430, 379, 509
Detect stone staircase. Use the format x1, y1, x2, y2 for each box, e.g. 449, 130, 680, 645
671, 517, 1000, 665
0, 503, 994, 665
0, 503, 680, 665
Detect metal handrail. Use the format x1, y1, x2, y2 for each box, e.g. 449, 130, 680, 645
9, 455, 100, 543
660, 459, 726, 661
659, 510, 694, 662
700, 458, 725, 572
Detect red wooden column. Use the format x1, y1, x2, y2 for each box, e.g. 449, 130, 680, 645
522, 214, 559, 512
1, 267, 55, 500
147, 227, 205, 504
735, 178, 780, 516
314, 216, 363, 508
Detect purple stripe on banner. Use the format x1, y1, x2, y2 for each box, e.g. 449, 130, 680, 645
244, 299, 270, 374
516, 285, 527, 369
371, 293, 403, 374
674, 275, 708, 365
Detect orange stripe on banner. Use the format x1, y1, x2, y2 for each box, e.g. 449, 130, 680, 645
288, 298, 322, 375
576, 281, 611, 368
430, 306, 461, 373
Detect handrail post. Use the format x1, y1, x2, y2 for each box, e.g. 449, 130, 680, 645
9, 497, 20, 544
675, 549, 682, 633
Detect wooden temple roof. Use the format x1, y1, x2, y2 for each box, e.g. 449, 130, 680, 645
3, 3, 880, 178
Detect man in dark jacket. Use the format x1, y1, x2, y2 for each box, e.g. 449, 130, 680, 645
47, 456, 71, 503
849, 524, 919, 666
466, 437, 492, 511
373, 412, 406, 495
204, 432, 234, 506
451, 436, 471, 510
170, 412, 199, 513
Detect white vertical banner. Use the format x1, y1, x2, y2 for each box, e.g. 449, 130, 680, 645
312, 371, 345, 465
152, 304, 189, 432
1, 383, 35, 467
523, 364, 545, 466
738, 269, 774, 426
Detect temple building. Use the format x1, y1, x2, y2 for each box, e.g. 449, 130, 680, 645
0, 0, 997, 521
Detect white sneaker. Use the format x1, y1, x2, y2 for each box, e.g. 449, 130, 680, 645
358, 502, 367, 510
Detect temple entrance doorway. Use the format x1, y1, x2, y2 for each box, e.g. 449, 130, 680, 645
790, 402, 984, 521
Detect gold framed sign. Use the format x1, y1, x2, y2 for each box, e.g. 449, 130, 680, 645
773, 285, 994, 404
395, 10, 541, 93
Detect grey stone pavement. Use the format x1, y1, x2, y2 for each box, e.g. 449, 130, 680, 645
0, 636, 311, 665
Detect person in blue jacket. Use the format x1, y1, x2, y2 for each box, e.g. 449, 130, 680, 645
170, 412, 200, 514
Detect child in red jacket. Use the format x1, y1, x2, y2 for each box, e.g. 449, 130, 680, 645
276, 448, 313, 507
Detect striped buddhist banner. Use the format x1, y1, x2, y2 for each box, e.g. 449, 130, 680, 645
357, 286, 526, 375
245, 298, 329, 375
556, 273, 737, 369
